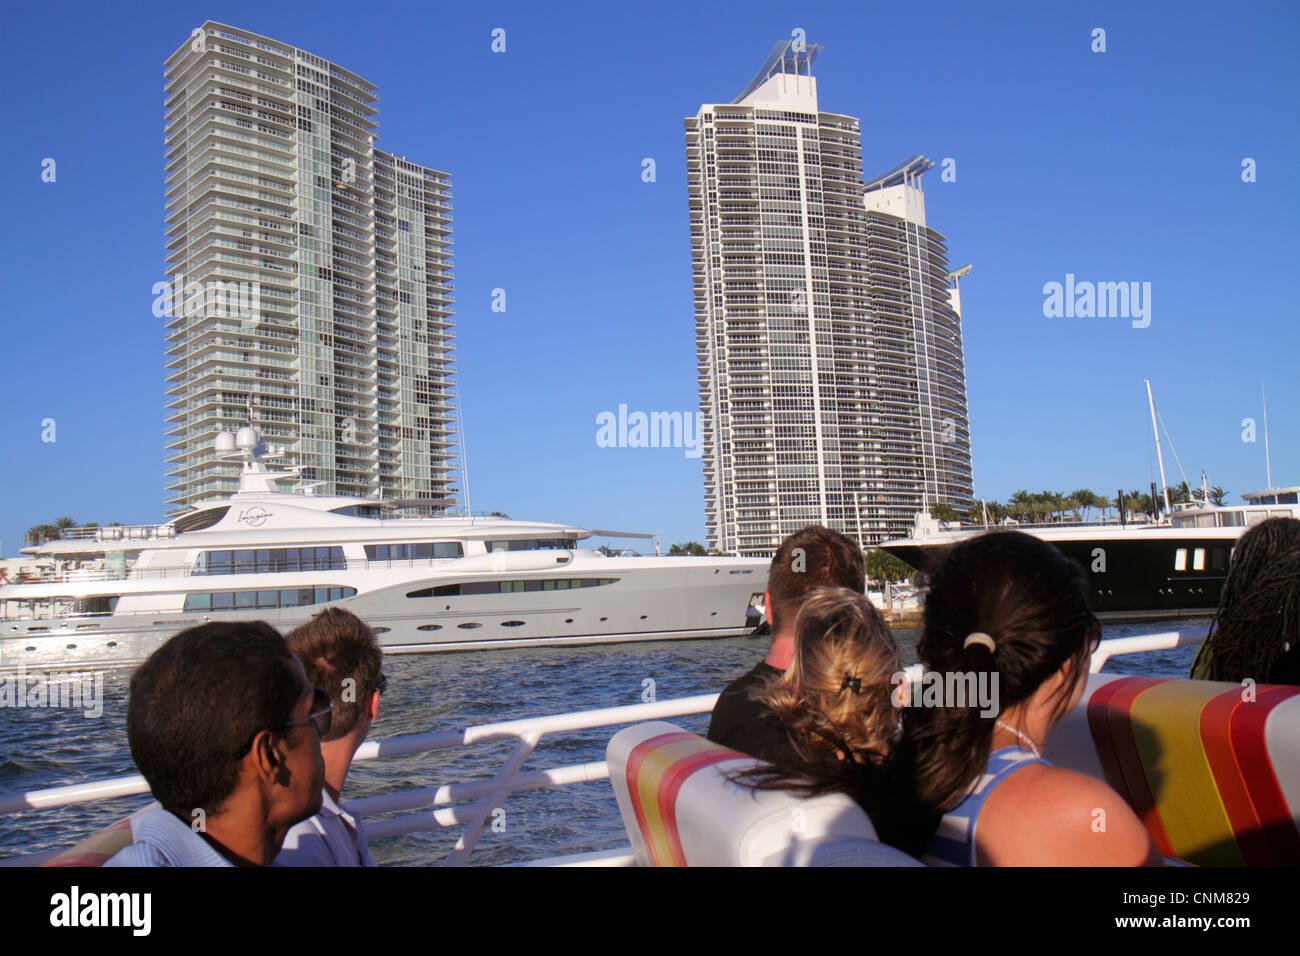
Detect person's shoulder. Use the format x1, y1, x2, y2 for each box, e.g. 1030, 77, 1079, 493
274, 815, 335, 867
103, 842, 168, 867
981, 762, 1156, 865
720, 661, 779, 695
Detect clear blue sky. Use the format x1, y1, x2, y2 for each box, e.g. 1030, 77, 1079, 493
1, 0, 1297, 554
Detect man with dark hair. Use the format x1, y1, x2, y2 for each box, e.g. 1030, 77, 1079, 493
106, 621, 326, 866
275, 607, 384, 867
707, 525, 866, 759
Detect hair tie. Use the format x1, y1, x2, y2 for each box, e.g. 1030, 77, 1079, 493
840, 674, 862, 694
963, 632, 996, 653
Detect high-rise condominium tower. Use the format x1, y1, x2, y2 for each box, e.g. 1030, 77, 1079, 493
685, 40, 973, 556
163, 22, 455, 514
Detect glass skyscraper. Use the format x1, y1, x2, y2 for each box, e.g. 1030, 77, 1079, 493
163, 22, 455, 513
685, 40, 973, 555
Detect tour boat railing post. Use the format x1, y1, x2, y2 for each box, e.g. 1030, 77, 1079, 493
441, 731, 541, 866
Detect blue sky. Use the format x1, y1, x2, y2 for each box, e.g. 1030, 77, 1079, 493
1, 0, 1297, 554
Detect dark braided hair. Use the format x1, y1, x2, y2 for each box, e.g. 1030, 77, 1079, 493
1190, 517, 1300, 684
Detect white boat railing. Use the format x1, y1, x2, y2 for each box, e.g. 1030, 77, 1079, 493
1088, 626, 1208, 673
0, 693, 721, 867
0, 631, 1210, 867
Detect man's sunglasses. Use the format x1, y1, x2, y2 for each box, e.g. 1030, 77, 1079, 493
234, 686, 332, 757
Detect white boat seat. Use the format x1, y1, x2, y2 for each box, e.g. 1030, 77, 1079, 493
606, 721, 921, 866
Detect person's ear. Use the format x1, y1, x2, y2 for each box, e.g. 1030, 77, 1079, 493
367, 689, 380, 722
251, 729, 282, 782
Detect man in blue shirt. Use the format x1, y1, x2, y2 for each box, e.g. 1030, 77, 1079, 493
106, 621, 327, 866
275, 607, 383, 867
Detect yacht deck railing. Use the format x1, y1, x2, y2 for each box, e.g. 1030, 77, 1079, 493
0, 632, 1207, 867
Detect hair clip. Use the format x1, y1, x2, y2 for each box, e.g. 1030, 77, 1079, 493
963, 632, 996, 653
840, 674, 862, 694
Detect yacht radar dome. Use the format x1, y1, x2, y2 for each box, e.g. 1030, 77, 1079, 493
214, 431, 236, 453
235, 426, 259, 450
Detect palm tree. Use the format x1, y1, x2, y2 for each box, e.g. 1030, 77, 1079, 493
1169, 481, 1191, 506
27, 523, 61, 545
1095, 495, 1112, 522
1071, 489, 1098, 522
1209, 486, 1228, 507
1009, 490, 1031, 522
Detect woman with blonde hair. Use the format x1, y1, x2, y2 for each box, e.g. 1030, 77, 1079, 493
734, 586, 937, 857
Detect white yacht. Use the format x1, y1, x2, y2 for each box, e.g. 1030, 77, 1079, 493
0, 428, 768, 672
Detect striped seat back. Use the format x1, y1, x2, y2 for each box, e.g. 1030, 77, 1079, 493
606, 721, 920, 867
1047, 675, 1300, 866
40, 816, 134, 867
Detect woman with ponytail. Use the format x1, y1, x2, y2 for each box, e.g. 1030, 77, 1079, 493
911, 531, 1161, 866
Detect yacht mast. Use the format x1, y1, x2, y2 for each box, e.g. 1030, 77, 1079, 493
1145, 380, 1171, 518
1263, 382, 1274, 490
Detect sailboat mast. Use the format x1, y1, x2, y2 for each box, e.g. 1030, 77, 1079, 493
1145, 379, 1172, 517
1263, 382, 1274, 490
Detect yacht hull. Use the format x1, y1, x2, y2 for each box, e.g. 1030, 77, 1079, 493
0, 558, 768, 673
882, 529, 1236, 620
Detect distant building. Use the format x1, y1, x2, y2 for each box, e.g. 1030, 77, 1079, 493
685, 39, 973, 555
163, 22, 456, 514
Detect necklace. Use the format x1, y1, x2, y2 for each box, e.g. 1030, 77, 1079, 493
994, 719, 1041, 758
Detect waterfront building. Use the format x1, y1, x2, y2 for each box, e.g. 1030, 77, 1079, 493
163, 22, 455, 514
685, 39, 973, 555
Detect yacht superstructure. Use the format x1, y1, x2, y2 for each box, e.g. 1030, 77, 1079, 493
881, 488, 1300, 620
0, 428, 768, 672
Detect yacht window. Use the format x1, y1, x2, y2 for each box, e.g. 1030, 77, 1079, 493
1272, 510, 1292, 519
365, 542, 463, 560
330, 505, 386, 518
485, 538, 576, 553
1219, 511, 1244, 527
1173, 549, 1187, 571
406, 578, 619, 598
1195, 514, 1215, 528
1192, 549, 1206, 571
1246, 512, 1266, 526
73, 596, 119, 615
1279, 492, 1298, 504
172, 507, 230, 534
196, 546, 346, 574
1212, 549, 1227, 571
184, 586, 356, 612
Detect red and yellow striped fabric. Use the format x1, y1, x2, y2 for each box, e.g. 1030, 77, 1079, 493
624, 731, 747, 867
41, 816, 133, 867
1085, 677, 1300, 866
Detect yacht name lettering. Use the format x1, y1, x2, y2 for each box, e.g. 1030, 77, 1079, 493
595, 404, 703, 459
1042, 274, 1151, 328
238, 506, 273, 527
49, 886, 151, 936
